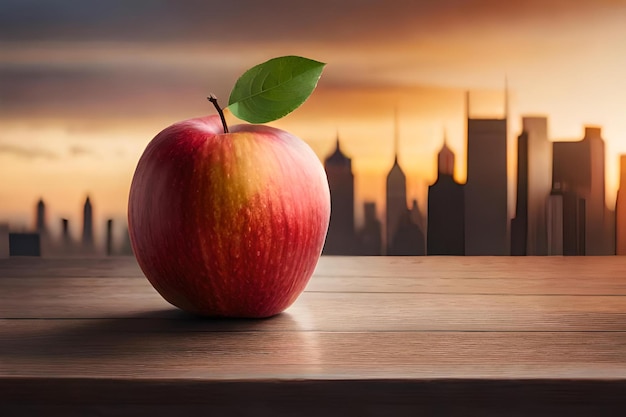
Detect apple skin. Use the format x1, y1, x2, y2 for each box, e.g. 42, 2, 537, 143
128, 114, 330, 318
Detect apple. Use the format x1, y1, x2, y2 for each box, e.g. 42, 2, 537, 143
128, 112, 330, 318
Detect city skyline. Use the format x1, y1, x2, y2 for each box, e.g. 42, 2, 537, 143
2, 100, 623, 234
3, 107, 626, 257
1, 195, 132, 256
320, 109, 620, 256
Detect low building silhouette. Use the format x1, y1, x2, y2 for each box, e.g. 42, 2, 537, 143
9, 233, 40, 256
121, 227, 134, 256
409, 199, 426, 243
552, 127, 609, 255
60, 218, 75, 256
0, 223, 9, 258
616, 155, 626, 254
357, 202, 382, 255
388, 209, 425, 256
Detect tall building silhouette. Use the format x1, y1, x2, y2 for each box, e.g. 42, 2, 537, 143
546, 182, 586, 255
546, 184, 564, 255
511, 117, 552, 255
61, 218, 73, 254
386, 154, 407, 254
511, 130, 528, 255
616, 155, 626, 254
524, 117, 552, 255
35, 198, 46, 234
385, 113, 425, 256
357, 202, 382, 255
428, 133, 465, 255
464, 90, 509, 255
82, 196, 94, 250
552, 127, 608, 255
34, 198, 50, 256
323, 136, 357, 254
106, 219, 114, 256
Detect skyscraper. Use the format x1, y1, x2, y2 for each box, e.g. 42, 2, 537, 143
385, 113, 425, 256
82, 196, 94, 250
546, 182, 586, 255
323, 137, 356, 254
35, 198, 46, 234
106, 219, 114, 256
511, 117, 552, 255
428, 134, 465, 255
386, 154, 407, 254
615, 155, 626, 254
34, 198, 50, 256
524, 117, 552, 255
546, 184, 564, 255
511, 130, 528, 255
464, 90, 509, 255
552, 127, 608, 255
61, 218, 73, 254
386, 112, 407, 254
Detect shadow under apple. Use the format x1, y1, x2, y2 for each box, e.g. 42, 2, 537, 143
1, 308, 322, 379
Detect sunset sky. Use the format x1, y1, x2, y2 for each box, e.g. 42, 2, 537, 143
2, 0, 626, 244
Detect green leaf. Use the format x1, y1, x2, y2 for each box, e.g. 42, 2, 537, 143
228, 56, 326, 124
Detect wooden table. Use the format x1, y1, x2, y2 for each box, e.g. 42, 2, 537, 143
1, 256, 625, 416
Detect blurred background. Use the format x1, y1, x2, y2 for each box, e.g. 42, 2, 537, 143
2, 0, 626, 256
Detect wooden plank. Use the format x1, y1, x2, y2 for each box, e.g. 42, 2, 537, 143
3, 256, 626, 279
313, 256, 626, 278
4, 273, 626, 296
0, 257, 142, 278
1, 320, 625, 379
1, 280, 625, 331
308, 275, 626, 295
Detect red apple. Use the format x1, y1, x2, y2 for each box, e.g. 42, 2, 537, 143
128, 114, 330, 318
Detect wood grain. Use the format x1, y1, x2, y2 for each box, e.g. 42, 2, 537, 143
1, 256, 625, 416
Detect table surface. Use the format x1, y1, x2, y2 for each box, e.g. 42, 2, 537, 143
1, 256, 626, 416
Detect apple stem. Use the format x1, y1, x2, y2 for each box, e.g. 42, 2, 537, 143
207, 95, 229, 134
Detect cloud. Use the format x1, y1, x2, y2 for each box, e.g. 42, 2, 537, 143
0, 0, 621, 44
0, 144, 58, 159
0, 65, 214, 119
68, 145, 96, 157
